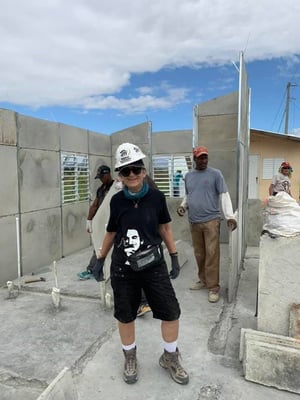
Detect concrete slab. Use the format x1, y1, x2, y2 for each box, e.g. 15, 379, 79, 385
1, 244, 298, 400
37, 368, 77, 400
240, 329, 300, 394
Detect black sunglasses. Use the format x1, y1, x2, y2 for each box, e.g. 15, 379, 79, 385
119, 166, 143, 177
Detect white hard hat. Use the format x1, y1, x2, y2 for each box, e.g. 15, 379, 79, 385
115, 143, 146, 170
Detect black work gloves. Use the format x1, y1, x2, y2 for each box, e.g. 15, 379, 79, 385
92, 258, 105, 281
169, 252, 180, 279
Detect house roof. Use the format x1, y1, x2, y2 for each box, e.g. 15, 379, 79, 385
251, 128, 300, 143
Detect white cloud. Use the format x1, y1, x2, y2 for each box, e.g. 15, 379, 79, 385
81, 84, 189, 113
0, 0, 300, 111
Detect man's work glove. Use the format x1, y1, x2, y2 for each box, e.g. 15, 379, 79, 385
227, 219, 237, 231
169, 252, 180, 279
92, 258, 105, 281
86, 220, 93, 233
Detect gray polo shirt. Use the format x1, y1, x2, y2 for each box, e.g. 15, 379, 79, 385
184, 167, 228, 223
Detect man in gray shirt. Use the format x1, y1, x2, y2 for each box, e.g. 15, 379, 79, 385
177, 146, 237, 303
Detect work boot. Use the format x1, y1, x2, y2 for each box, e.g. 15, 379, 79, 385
123, 347, 138, 384
208, 290, 220, 303
189, 281, 206, 290
159, 348, 189, 385
137, 304, 151, 317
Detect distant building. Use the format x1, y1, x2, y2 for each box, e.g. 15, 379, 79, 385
249, 129, 300, 201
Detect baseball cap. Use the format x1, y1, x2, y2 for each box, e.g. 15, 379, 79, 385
95, 165, 111, 179
193, 146, 208, 158
280, 161, 292, 169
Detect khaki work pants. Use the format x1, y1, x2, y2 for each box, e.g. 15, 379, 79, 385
190, 219, 220, 291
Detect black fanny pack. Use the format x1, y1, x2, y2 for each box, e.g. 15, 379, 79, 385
128, 245, 163, 271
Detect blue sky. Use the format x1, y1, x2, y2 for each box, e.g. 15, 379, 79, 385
1, 1, 300, 136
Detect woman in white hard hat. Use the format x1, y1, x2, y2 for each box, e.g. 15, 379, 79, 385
93, 143, 189, 385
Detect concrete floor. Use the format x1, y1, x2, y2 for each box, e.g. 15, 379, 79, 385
0, 244, 298, 400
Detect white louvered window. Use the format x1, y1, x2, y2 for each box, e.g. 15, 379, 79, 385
152, 155, 192, 197
61, 153, 89, 203
262, 158, 283, 179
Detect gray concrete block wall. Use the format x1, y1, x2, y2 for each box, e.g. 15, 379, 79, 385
0, 145, 18, 216
17, 114, 59, 151
0, 216, 19, 283
196, 91, 239, 116
166, 198, 191, 245
0, 111, 19, 284
21, 208, 62, 275
195, 111, 239, 243
152, 130, 193, 154
198, 115, 238, 210
62, 202, 91, 257
196, 92, 239, 212
0, 105, 255, 286
19, 149, 61, 212
59, 123, 88, 153
257, 235, 300, 336
111, 122, 149, 148
247, 199, 263, 246
88, 130, 111, 156
0, 109, 17, 145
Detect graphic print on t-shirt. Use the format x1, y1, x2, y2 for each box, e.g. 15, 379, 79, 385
123, 229, 144, 257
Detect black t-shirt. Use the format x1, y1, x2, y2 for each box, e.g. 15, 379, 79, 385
107, 188, 171, 265
96, 180, 114, 206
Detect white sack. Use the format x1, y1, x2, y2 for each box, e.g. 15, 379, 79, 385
263, 192, 300, 237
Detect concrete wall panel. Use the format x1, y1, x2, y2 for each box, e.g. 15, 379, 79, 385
62, 202, 90, 257
247, 199, 263, 246
111, 122, 149, 147
18, 114, 59, 150
196, 97, 239, 245
59, 123, 88, 153
0, 216, 18, 283
198, 115, 238, 208
152, 130, 193, 154
0, 109, 17, 145
88, 131, 111, 156
258, 235, 300, 336
0, 146, 18, 216
21, 208, 62, 275
166, 198, 191, 244
196, 91, 238, 116
199, 121, 237, 151
19, 149, 60, 212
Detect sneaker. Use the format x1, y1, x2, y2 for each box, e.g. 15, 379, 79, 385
123, 347, 138, 384
159, 348, 189, 385
137, 304, 151, 317
77, 270, 92, 280
208, 290, 220, 303
189, 281, 206, 290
